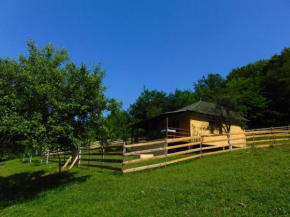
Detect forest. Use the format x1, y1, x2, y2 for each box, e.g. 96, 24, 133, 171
1, 40, 289, 159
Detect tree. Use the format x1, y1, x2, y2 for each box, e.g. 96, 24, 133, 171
128, 87, 168, 123
0, 58, 29, 159
194, 73, 226, 102
194, 74, 251, 148
167, 89, 198, 111
261, 48, 290, 126
226, 61, 269, 128
0, 40, 117, 159
211, 80, 248, 149
106, 109, 131, 142
194, 71, 268, 129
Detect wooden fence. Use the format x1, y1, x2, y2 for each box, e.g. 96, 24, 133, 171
122, 127, 290, 174
51, 126, 290, 174
59, 143, 124, 171
77, 144, 124, 171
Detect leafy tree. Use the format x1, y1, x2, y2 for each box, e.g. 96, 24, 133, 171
129, 87, 198, 124
194, 74, 255, 149
226, 60, 268, 81
106, 110, 131, 142
0, 58, 28, 159
193, 73, 226, 102
0, 40, 117, 159
211, 80, 248, 149
226, 61, 269, 128
261, 48, 290, 126
167, 89, 198, 111
226, 49, 290, 128
128, 87, 168, 123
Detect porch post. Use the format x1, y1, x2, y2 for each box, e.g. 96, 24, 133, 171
166, 116, 168, 139
148, 122, 151, 141
165, 116, 169, 168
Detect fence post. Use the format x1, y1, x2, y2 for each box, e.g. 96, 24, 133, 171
244, 130, 247, 147
271, 126, 275, 146
288, 124, 290, 143
46, 151, 49, 164
78, 149, 81, 167
122, 142, 126, 174
88, 148, 91, 168
252, 130, 255, 147
200, 135, 203, 157
164, 140, 168, 168
101, 146, 105, 172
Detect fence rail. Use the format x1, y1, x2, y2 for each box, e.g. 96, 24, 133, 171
245, 125, 290, 132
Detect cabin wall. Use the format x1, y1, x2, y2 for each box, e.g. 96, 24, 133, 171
190, 114, 245, 146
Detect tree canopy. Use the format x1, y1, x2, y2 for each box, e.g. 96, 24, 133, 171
128, 87, 198, 124
0, 40, 118, 158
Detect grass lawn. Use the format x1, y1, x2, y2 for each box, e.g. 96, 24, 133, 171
1, 145, 290, 216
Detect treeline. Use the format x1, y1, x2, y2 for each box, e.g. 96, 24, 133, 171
108, 47, 290, 140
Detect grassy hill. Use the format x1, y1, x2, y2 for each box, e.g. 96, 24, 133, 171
1, 145, 290, 216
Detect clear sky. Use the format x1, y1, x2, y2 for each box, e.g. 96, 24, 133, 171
1, 0, 290, 109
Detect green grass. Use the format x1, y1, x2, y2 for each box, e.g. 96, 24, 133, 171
1, 145, 290, 216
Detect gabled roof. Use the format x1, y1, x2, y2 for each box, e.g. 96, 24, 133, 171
166, 100, 217, 115
165, 101, 248, 121
132, 101, 248, 128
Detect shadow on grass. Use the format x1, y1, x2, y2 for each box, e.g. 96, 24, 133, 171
0, 170, 91, 209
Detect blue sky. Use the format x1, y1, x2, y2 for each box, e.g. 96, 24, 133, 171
1, 0, 290, 109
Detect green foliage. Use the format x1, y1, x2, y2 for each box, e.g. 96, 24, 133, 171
129, 87, 197, 124
0, 146, 290, 216
106, 110, 131, 141
260, 48, 290, 126
0, 40, 116, 158
194, 73, 226, 102
167, 89, 198, 111
128, 87, 168, 122
225, 48, 290, 128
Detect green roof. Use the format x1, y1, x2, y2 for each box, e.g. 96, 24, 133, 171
132, 101, 248, 127
166, 101, 248, 121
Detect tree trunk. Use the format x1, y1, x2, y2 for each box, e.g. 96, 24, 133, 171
227, 128, 232, 149
58, 153, 61, 176
72, 149, 79, 162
